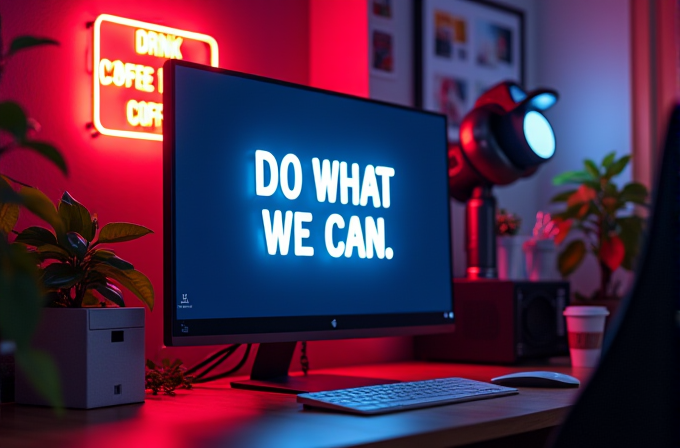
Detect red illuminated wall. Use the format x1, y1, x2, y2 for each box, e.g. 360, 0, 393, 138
309, 0, 369, 97
0, 0, 410, 374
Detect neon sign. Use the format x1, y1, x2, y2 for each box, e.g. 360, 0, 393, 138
93, 14, 218, 141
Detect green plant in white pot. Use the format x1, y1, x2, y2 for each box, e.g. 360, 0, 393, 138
15, 192, 155, 309
13, 192, 154, 408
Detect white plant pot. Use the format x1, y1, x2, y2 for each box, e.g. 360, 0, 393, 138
497, 236, 528, 280
15, 308, 145, 409
523, 239, 559, 281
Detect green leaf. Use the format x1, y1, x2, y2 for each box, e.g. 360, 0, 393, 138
44, 290, 65, 307
18, 141, 68, 176
90, 282, 125, 307
15, 349, 63, 411
36, 243, 71, 260
0, 244, 63, 408
558, 239, 587, 277
620, 182, 648, 196
619, 182, 649, 205
618, 216, 645, 270
58, 192, 93, 241
0, 101, 28, 140
82, 290, 101, 307
65, 232, 88, 259
36, 251, 70, 263
0, 175, 21, 203
0, 242, 43, 347
95, 265, 154, 310
552, 170, 595, 186
602, 152, 616, 168
42, 263, 82, 289
7, 36, 59, 57
0, 201, 19, 234
14, 226, 58, 247
584, 159, 600, 178
19, 186, 63, 234
605, 155, 631, 178
91, 249, 134, 270
552, 203, 592, 222
550, 189, 577, 203
98, 222, 153, 244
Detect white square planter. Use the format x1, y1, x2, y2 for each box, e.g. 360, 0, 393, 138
15, 308, 145, 409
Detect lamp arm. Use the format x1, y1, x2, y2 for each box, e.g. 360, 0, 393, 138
465, 185, 497, 279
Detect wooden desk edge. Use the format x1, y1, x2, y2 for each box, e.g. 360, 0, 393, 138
358, 405, 572, 448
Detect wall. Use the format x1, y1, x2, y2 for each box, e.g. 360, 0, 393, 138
369, 0, 541, 277
534, 0, 632, 296
310, 0, 369, 96
0, 0, 412, 375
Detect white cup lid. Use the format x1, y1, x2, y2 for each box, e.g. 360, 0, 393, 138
563, 305, 610, 317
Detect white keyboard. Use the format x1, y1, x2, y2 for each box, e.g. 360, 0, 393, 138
297, 377, 518, 415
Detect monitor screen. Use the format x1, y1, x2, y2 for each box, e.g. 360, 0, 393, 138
164, 60, 454, 346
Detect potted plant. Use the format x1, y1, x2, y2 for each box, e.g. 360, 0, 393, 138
0, 21, 65, 406
12, 192, 154, 408
522, 211, 560, 281
495, 208, 524, 279
551, 152, 648, 306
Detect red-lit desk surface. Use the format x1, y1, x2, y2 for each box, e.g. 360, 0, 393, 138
0, 361, 590, 448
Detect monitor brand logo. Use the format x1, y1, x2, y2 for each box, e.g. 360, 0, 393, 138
254, 150, 395, 260
331, 319, 337, 328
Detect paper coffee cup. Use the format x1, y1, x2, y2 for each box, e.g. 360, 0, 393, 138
563, 306, 609, 368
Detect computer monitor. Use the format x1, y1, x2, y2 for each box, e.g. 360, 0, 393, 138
163, 60, 454, 393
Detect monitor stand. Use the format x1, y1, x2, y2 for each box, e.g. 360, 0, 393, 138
230, 342, 400, 394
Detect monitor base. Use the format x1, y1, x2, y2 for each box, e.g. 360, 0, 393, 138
230, 341, 398, 394
231, 374, 398, 394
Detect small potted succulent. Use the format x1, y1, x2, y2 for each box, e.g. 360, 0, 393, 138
12, 192, 154, 409
551, 152, 648, 306
496, 208, 524, 279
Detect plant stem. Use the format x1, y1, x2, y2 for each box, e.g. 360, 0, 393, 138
600, 260, 612, 300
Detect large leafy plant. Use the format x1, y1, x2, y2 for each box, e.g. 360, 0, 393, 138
15, 192, 154, 309
551, 152, 648, 301
0, 17, 66, 408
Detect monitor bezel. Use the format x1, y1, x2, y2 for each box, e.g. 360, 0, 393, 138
163, 59, 455, 347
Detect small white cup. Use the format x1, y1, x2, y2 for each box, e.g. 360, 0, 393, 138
563, 306, 609, 368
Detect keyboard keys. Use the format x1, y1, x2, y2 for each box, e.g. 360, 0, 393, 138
297, 377, 518, 415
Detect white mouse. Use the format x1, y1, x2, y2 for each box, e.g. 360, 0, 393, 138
490, 371, 580, 388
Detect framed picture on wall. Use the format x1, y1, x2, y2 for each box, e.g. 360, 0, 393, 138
415, 0, 525, 141
370, 0, 398, 79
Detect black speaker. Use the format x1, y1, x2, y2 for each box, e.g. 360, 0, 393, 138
415, 279, 569, 364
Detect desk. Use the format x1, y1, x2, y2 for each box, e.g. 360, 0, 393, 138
0, 361, 588, 448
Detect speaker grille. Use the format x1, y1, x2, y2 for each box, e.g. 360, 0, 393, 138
521, 292, 558, 347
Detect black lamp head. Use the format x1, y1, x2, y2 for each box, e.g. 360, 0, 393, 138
448, 81, 559, 202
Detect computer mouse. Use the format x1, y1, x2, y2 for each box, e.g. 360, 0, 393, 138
490, 371, 580, 388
